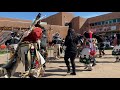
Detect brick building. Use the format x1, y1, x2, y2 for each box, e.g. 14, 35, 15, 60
42, 12, 87, 41
41, 24, 69, 42
42, 12, 74, 26
1, 12, 120, 43
0, 17, 32, 32
80, 12, 120, 36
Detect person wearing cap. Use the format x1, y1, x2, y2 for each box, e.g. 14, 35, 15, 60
52, 33, 62, 60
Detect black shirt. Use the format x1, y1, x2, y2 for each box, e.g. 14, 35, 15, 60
64, 36, 79, 54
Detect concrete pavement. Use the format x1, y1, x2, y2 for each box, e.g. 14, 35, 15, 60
0, 50, 120, 78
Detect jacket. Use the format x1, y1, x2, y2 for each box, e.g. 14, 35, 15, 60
64, 29, 78, 54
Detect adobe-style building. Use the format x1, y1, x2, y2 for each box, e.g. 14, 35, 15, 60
0, 17, 32, 45
43, 12, 120, 38
80, 12, 120, 36
0, 17, 32, 32
1, 12, 120, 42
42, 12, 87, 41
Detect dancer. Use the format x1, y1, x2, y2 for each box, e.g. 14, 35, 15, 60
64, 28, 79, 75
0, 18, 45, 78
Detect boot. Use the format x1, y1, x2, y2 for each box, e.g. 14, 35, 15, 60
92, 63, 96, 66
102, 51, 105, 55
0, 67, 10, 78
87, 64, 92, 71
70, 66, 76, 75
92, 59, 97, 66
115, 57, 119, 62
43, 64, 46, 69
99, 55, 102, 58
67, 66, 70, 73
84, 64, 88, 69
70, 72, 76, 75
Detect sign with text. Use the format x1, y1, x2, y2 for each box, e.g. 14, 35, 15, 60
0, 27, 12, 30
111, 26, 116, 30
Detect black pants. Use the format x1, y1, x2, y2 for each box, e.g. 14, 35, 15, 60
98, 43, 105, 56
64, 52, 76, 73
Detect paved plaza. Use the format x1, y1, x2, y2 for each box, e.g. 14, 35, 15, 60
0, 50, 120, 78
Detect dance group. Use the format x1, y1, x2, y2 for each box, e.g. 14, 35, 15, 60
0, 14, 120, 78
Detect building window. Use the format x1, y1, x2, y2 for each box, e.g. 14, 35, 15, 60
108, 20, 113, 24
64, 21, 69, 26
98, 22, 101, 25
94, 22, 97, 26
113, 19, 117, 23
90, 23, 94, 26
102, 21, 105, 25
117, 18, 120, 22
105, 21, 109, 24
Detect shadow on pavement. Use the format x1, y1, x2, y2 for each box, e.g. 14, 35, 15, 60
43, 69, 88, 77
45, 68, 87, 73
46, 57, 59, 62
13, 72, 21, 77
43, 73, 67, 77
47, 57, 55, 60
96, 61, 116, 63
59, 65, 85, 68
101, 57, 115, 59
96, 57, 115, 59
47, 60, 65, 63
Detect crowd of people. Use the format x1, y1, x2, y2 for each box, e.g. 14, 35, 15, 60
0, 19, 120, 78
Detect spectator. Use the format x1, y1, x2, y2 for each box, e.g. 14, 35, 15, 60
94, 35, 105, 57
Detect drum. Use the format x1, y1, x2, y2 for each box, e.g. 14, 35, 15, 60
80, 47, 91, 64
90, 50, 96, 56
112, 45, 120, 55
80, 46, 96, 64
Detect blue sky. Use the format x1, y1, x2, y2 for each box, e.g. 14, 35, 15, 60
0, 12, 111, 21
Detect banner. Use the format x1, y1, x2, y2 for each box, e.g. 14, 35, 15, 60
93, 26, 116, 33
111, 26, 116, 30
0, 27, 12, 30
